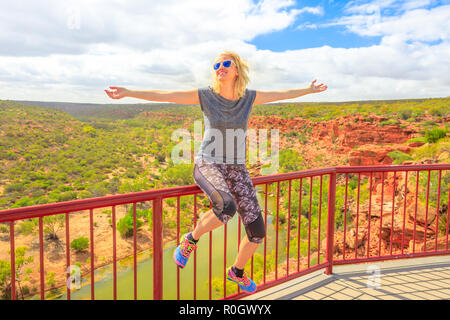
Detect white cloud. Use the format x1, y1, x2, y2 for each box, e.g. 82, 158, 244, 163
0, 0, 304, 56
400, 0, 433, 11
0, 0, 449, 103
295, 6, 324, 15
296, 23, 318, 30
334, 4, 450, 42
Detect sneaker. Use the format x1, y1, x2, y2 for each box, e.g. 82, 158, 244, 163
173, 233, 197, 268
226, 266, 257, 293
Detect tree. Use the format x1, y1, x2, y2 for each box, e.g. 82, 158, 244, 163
0, 246, 34, 300
43, 214, 65, 240
0, 260, 11, 299
70, 237, 89, 252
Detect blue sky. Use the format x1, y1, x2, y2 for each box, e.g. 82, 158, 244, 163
251, 20, 382, 51
0, 0, 449, 103
250, 1, 383, 51
250, 0, 444, 51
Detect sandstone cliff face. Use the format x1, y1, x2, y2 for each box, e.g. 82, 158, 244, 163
248, 113, 449, 260
247, 114, 426, 172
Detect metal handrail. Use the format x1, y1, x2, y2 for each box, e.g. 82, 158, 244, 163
1, 163, 449, 300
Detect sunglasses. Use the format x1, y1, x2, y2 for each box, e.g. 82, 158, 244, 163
213, 60, 234, 70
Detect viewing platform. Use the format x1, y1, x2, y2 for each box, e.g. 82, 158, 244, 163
245, 255, 450, 300
0, 163, 448, 300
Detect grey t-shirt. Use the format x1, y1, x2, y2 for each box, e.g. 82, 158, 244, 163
195, 86, 257, 164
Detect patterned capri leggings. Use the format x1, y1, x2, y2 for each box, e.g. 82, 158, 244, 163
193, 158, 266, 244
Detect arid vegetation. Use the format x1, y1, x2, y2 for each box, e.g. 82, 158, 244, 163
0, 98, 448, 299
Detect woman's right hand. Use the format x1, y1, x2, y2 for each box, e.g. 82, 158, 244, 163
105, 86, 128, 99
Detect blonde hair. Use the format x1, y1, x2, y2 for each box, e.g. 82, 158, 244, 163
211, 51, 250, 100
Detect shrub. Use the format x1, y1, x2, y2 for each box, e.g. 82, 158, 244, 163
387, 150, 413, 164
4, 183, 25, 193
279, 149, 304, 173
83, 126, 97, 138
0, 224, 10, 234
57, 191, 77, 202
429, 105, 449, 117
421, 120, 437, 127
43, 214, 65, 240
46, 271, 56, 288
407, 136, 427, 144
398, 108, 413, 120
379, 120, 399, 126
425, 128, 447, 143
11, 197, 34, 208
17, 219, 38, 236
78, 190, 92, 199
87, 184, 108, 197
117, 213, 143, 238
0, 152, 18, 160
161, 164, 194, 185
70, 237, 89, 252
411, 138, 449, 160
286, 131, 298, 137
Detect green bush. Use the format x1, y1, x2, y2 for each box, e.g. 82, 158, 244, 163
17, 219, 38, 235
11, 197, 34, 208
286, 131, 299, 137
429, 105, 449, 117
398, 108, 413, 120
407, 136, 427, 144
279, 149, 304, 173
70, 237, 89, 252
57, 191, 77, 202
0, 152, 18, 160
425, 128, 447, 143
117, 213, 143, 238
78, 190, 92, 199
4, 183, 25, 193
387, 150, 413, 164
379, 119, 399, 126
161, 164, 194, 185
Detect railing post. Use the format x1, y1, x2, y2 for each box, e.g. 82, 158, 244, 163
153, 197, 163, 300
325, 171, 336, 275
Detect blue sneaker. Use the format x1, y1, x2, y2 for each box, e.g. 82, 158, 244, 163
226, 266, 257, 293
173, 233, 197, 268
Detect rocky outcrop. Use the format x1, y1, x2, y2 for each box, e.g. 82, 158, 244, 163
322, 169, 450, 259
348, 145, 411, 167
248, 114, 423, 170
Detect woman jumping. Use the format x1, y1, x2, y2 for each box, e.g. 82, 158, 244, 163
105, 50, 327, 294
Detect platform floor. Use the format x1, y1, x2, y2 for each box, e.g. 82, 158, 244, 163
243, 255, 450, 300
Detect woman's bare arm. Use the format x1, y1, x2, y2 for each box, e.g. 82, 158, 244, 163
105, 87, 199, 105
254, 80, 327, 105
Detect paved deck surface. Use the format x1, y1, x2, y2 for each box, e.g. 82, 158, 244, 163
243, 255, 450, 300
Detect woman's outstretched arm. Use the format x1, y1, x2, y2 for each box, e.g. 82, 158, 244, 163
105, 87, 199, 105
254, 80, 327, 105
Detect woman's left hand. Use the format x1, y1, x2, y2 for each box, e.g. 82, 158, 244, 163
309, 80, 327, 93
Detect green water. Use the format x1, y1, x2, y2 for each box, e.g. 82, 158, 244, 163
37, 187, 288, 300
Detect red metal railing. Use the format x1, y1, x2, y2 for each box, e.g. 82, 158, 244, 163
0, 163, 448, 300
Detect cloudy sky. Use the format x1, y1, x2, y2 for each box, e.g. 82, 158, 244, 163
1, 0, 449, 103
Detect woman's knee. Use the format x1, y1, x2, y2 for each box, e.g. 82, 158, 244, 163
245, 215, 266, 244
210, 190, 237, 223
